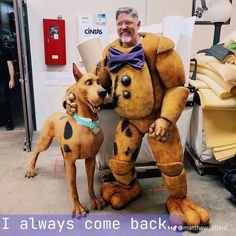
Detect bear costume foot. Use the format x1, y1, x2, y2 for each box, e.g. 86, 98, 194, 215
167, 196, 210, 227
100, 180, 141, 209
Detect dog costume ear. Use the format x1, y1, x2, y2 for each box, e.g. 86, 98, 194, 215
73, 63, 83, 82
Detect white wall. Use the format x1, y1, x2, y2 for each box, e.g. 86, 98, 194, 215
27, 0, 236, 130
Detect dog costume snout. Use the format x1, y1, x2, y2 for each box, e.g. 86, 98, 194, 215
98, 88, 107, 98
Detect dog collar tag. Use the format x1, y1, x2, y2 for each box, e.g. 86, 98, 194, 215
92, 127, 100, 134
73, 114, 100, 134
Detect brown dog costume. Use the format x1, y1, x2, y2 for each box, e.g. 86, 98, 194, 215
25, 64, 106, 216
66, 33, 210, 226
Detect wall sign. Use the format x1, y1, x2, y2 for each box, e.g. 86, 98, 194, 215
78, 25, 108, 47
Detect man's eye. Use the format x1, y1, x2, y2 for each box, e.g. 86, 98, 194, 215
85, 80, 93, 86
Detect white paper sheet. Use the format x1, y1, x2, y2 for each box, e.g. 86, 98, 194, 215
61, 72, 76, 86
43, 72, 75, 86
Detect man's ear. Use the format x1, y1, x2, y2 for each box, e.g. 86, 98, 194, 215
73, 63, 83, 82
137, 20, 141, 29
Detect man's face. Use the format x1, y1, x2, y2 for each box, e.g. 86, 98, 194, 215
116, 13, 141, 47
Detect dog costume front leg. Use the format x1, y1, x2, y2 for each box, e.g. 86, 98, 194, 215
100, 118, 143, 209
25, 152, 39, 178
148, 124, 210, 226
25, 119, 55, 178
64, 158, 89, 216
85, 157, 105, 210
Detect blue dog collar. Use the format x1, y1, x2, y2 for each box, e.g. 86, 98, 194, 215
73, 114, 100, 130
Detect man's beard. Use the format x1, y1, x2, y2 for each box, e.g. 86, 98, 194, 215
120, 35, 132, 44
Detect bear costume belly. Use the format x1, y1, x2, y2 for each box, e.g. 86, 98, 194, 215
110, 62, 154, 119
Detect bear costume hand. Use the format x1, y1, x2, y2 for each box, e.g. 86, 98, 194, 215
63, 92, 77, 116
148, 117, 172, 142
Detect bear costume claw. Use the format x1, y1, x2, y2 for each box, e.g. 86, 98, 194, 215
167, 196, 210, 227
100, 180, 141, 209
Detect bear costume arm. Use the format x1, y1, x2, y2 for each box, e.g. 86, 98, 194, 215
156, 37, 189, 124
95, 47, 112, 91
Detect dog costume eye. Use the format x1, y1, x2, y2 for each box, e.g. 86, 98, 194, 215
85, 80, 93, 86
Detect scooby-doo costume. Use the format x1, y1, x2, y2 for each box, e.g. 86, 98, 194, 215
67, 32, 210, 226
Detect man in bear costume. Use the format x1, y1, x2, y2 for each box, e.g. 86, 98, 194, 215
66, 7, 210, 226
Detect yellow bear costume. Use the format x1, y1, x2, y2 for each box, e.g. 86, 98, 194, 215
67, 32, 210, 226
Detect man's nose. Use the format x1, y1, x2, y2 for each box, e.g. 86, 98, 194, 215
120, 24, 127, 30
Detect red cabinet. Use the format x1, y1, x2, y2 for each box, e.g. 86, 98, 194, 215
43, 19, 66, 65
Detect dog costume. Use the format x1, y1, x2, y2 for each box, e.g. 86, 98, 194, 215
26, 65, 106, 216
67, 33, 210, 226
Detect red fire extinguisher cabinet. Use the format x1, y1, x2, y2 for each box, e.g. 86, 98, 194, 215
43, 19, 66, 65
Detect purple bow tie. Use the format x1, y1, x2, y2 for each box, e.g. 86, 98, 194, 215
109, 44, 145, 72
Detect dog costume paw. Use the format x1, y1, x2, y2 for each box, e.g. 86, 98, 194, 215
167, 196, 210, 227
90, 197, 106, 210
100, 180, 141, 209
72, 203, 89, 217
25, 168, 37, 178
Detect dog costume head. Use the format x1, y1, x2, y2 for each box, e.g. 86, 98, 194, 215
69, 63, 108, 113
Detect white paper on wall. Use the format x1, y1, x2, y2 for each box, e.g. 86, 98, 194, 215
78, 15, 93, 26
43, 72, 75, 86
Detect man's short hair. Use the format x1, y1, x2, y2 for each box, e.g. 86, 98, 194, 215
116, 7, 139, 20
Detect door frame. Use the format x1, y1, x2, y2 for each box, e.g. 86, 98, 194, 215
13, 0, 35, 151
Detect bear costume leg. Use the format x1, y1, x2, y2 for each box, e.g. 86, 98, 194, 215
100, 118, 143, 209
148, 124, 210, 226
